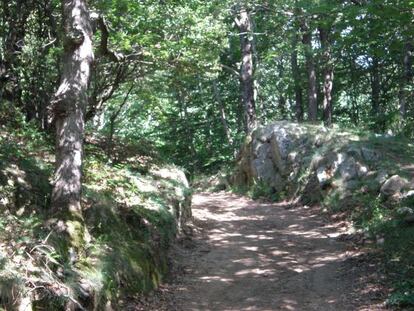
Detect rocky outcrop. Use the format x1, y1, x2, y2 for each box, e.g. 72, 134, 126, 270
233, 121, 414, 204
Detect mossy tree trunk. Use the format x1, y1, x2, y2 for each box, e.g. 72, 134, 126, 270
50, 0, 94, 251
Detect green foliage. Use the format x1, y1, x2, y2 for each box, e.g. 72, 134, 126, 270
1, 0, 414, 307
0, 119, 191, 309
345, 193, 414, 308
245, 181, 284, 202
387, 280, 414, 308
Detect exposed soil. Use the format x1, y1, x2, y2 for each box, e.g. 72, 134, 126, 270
129, 192, 388, 311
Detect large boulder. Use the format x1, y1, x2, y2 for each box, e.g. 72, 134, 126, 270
233, 121, 311, 192
232, 121, 384, 204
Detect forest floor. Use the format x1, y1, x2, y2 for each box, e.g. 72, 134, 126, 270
129, 192, 389, 311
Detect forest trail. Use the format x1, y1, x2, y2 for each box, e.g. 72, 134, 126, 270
159, 192, 386, 311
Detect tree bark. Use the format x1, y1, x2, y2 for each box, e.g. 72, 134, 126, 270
319, 26, 334, 127
371, 57, 380, 118
279, 94, 287, 120
291, 35, 303, 122
213, 80, 233, 146
50, 0, 94, 248
399, 42, 413, 121
301, 21, 318, 122
178, 89, 198, 171
236, 8, 256, 134
277, 60, 288, 119
349, 57, 359, 124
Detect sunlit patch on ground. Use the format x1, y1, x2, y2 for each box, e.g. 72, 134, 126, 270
160, 192, 388, 311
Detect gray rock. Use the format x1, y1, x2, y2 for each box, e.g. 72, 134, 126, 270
314, 152, 341, 186
396, 206, 413, 216
380, 175, 409, 196
375, 170, 389, 185
357, 163, 369, 177
339, 157, 359, 181
269, 133, 285, 173
232, 121, 393, 205
300, 173, 322, 205
248, 122, 307, 191
316, 166, 332, 186
402, 190, 414, 198
361, 147, 381, 162
346, 146, 362, 158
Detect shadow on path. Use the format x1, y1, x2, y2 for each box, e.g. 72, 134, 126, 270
170, 192, 386, 311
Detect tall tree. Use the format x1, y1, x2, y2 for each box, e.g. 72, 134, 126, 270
50, 0, 94, 247
370, 56, 381, 124
319, 23, 334, 126
235, 7, 257, 133
301, 19, 318, 122
399, 42, 413, 121
213, 80, 233, 146
291, 33, 304, 122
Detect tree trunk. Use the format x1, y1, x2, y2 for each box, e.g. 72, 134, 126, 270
302, 22, 318, 122
349, 57, 359, 124
279, 95, 287, 120
50, 0, 94, 249
319, 26, 334, 127
291, 35, 303, 121
399, 42, 413, 121
236, 8, 256, 134
107, 84, 134, 161
371, 57, 380, 118
213, 80, 233, 146
178, 89, 198, 171
277, 60, 287, 119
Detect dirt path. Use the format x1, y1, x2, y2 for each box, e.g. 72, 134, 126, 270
132, 192, 387, 311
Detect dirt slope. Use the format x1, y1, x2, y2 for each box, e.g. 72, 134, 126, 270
131, 192, 387, 311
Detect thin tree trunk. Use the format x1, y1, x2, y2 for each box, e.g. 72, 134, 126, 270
279, 95, 287, 120
178, 89, 198, 171
371, 57, 380, 118
236, 8, 256, 134
399, 42, 413, 121
302, 21, 318, 122
291, 35, 303, 121
107, 84, 134, 160
277, 60, 287, 119
50, 0, 94, 248
319, 26, 334, 127
350, 57, 359, 124
213, 80, 233, 146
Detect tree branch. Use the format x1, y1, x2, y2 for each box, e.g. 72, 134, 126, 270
94, 14, 124, 62
220, 64, 240, 78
